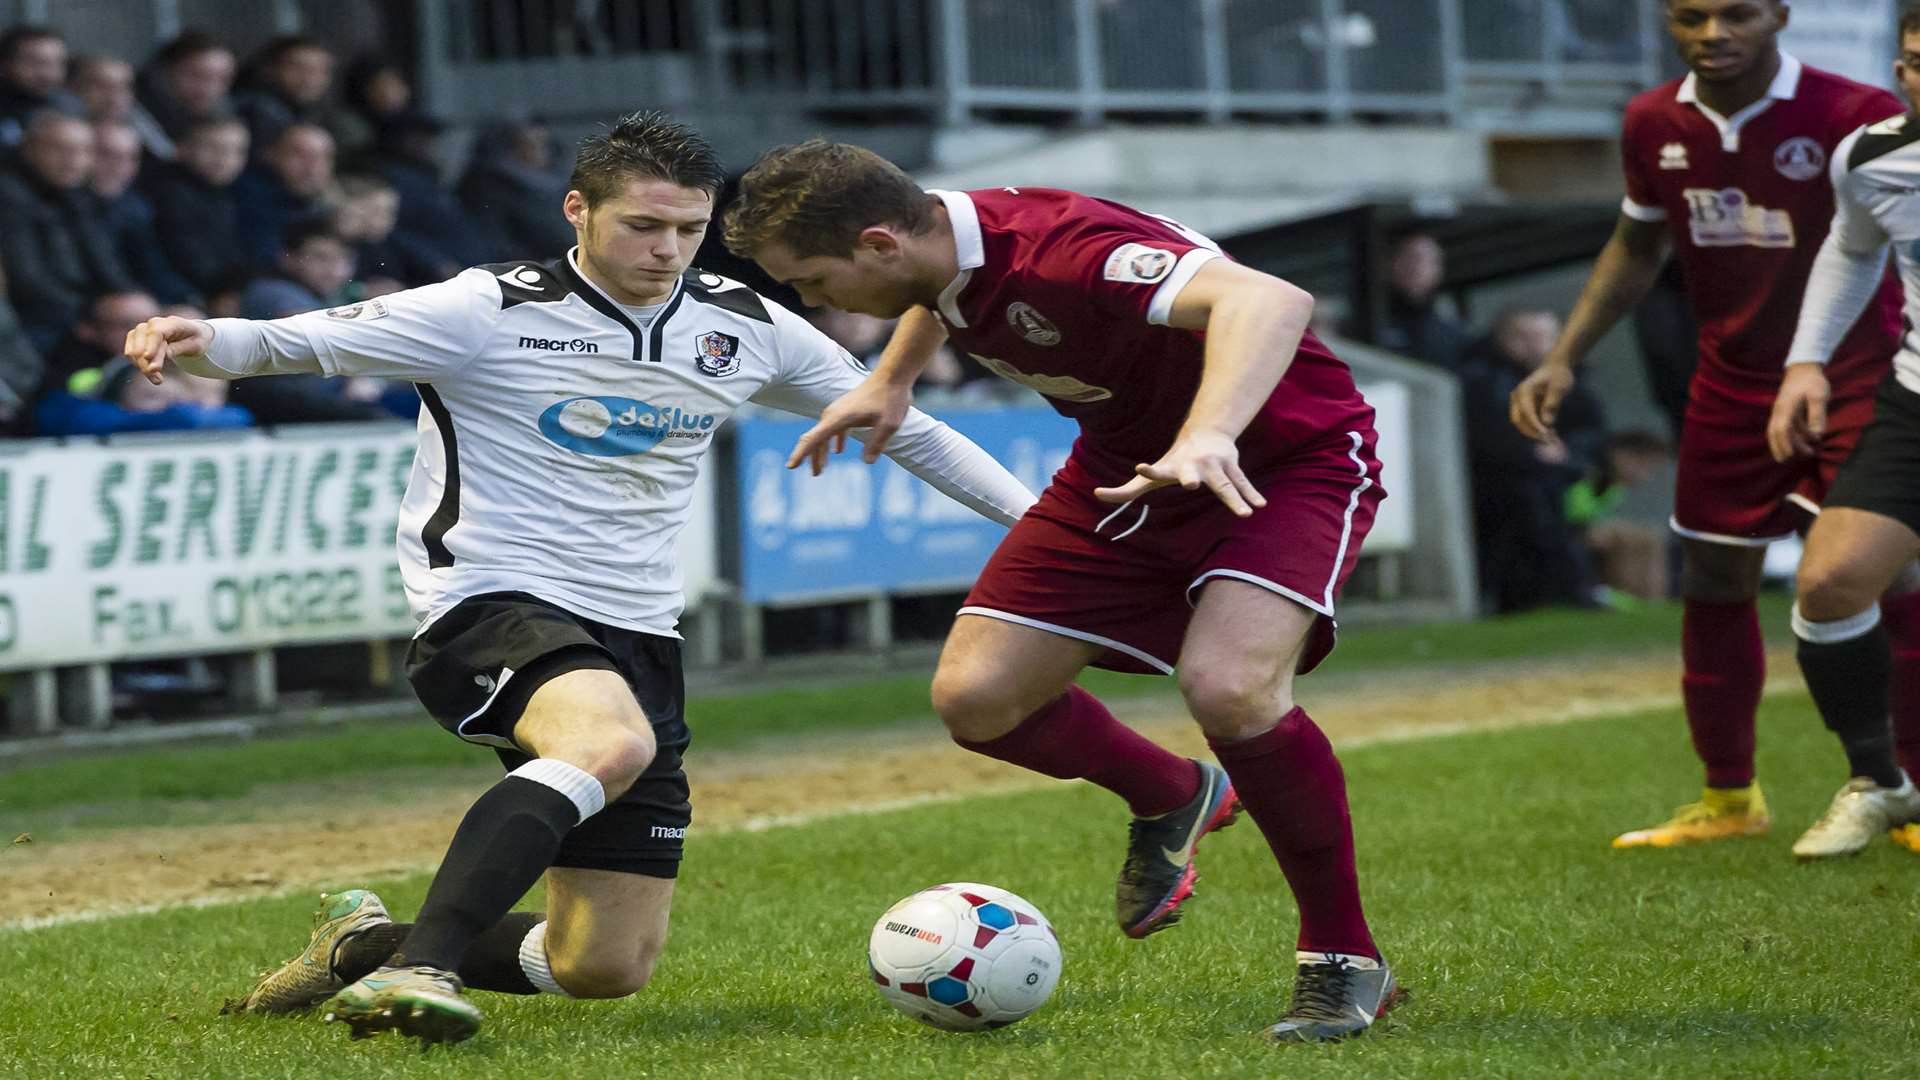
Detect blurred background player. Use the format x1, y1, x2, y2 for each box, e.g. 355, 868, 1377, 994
1767, 5, 1920, 859
726, 142, 1402, 1043
1509, 0, 1915, 849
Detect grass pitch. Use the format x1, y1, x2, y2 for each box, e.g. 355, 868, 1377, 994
5, 667, 1918, 1076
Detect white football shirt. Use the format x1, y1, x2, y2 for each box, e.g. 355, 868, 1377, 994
186, 250, 1037, 636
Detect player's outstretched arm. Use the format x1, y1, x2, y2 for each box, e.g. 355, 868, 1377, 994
1094, 260, 1309, 517
1510, 213, 1667, 441
786, 305, 948, 474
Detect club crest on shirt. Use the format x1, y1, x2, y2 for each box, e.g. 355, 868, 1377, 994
695, 330, 741, 377
1103, 243, 1176, 284
1774, 136, 1826, 182
325, 299, 389, 321
1006, 301, 1061, 346
1658, 142, 1689, 170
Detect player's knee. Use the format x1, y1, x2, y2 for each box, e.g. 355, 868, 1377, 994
931, 665, 1024, 742
551, 939, 662, 999
1178, 664, 1286, 740
575, 724, 656, 799
1796, 559, 1881, 623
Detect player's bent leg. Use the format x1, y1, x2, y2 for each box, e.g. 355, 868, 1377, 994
1180, 580, 1401, 1042
327, 670, 650, 1045
935, 614, 1219, 936
1790, 509, 1920, 858
1616, 539, 1772, 849
537, 868, 675, 999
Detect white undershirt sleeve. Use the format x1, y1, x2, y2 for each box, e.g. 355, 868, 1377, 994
1786, 151, 1892, 366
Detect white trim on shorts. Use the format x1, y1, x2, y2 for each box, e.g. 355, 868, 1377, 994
1187, 568, 1334, 616
454, 664, 522, 749
955, 606, 1176, 675
1667, 515, 1794, 548
1785, 492, 1822, 518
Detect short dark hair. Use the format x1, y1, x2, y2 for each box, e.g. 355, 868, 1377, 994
253, 34, 329, 65
1903, 3, 1920, 39
0, 24, 62, 64
722, 139, 933, 259
568, 110, 722, 205
282, 219, 345, 254
154, 30, 230, 69
180, 109, 245, 140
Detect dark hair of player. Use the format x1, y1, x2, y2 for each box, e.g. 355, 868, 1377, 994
568, 109, 722, 206
0, 24, 60, 64
1903, 3, 1920, 38
722, 138, 935, 259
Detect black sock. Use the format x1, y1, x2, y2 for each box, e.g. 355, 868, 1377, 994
394, 775, 581, 971
1798, 622, 1905, 788
334, 912, 545, 994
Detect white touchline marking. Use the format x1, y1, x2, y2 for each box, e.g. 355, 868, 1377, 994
0, 676, 1807, 933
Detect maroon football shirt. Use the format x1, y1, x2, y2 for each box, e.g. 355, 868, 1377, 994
1619, 55, 1903, 409
925, 187, 1373, 485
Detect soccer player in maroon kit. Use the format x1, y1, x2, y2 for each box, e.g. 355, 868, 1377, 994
724, 144, 1402, 1042
1511, 0, 1920, 851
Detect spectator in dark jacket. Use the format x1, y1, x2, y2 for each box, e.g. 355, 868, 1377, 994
334, 55, 412, 157
229, 222, 394, 425
38, 288, 160, 395
87, 119, 195, 304
0, 258, 42, 433
374, 111, 494, 278
0, 25, 81, 146
1460, 308, 1607, 614
326, 172, 417, 289
142, 113, 249, 295
69, 54, 172, 160
1364, 229, 1472, 372
459, 117, 574, 259
232, 36, 345, 156
0, 111, 133, 347
232, 121, 334, 267
137, 31, 235, 144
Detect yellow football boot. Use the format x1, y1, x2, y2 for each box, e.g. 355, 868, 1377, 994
1889, 823, 1920, 854
1612, 783, 1771, 849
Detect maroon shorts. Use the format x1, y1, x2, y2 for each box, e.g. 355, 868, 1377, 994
1671, 379, 1877, 546
961, 430, 1384, 676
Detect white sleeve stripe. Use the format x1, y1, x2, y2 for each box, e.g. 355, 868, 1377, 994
1147, 249, 1222, 326
1621, 197, 1667, 223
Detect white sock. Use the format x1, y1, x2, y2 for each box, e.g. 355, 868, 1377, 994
508, 758, 606, 823
518, 920, 572, 996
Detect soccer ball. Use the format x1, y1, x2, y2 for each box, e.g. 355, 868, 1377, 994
867, 882, 1061, 1031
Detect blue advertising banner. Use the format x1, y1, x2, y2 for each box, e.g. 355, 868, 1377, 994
735, 405, 1079, 604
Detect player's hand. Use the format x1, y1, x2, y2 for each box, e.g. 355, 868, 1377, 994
1510, 363, 1576, 441
787, 376, 912, 475
1767, 362, 1830, 463
123, 316, 214, 386
1094, 429, 1267, 518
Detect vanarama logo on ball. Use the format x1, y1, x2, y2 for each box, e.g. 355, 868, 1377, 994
537, 396, 718, 457
884, 921, 944, 945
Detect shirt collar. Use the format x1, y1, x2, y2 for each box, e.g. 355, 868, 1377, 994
928, 189, 983, 329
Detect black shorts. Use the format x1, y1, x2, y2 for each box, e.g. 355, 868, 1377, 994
406, 591, 691, 878
1826, 372, 1920, 538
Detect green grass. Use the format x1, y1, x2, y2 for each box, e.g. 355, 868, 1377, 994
4, 685, 1914, 1078
0, 595, 1794, 816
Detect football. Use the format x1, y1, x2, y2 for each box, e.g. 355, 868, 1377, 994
867, 882, 1062, 1031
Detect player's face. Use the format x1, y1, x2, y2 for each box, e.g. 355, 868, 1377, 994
1898, 32, 1920, 114
1666, 0, 1786, 83
754, 240, 920, 319
567, 178, 712, 306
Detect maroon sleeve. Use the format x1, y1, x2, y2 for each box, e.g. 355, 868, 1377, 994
1619, 99, 1664, 220
1034, 223, 1217, 326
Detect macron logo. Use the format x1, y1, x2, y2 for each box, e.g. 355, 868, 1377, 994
520, 336, 600, 354
650, 826, 686, 839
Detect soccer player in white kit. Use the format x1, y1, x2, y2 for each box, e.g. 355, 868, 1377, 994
124, 112, 1036, 1044
1768, 7, 1920, 858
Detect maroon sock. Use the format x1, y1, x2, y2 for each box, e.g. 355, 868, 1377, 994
1209, 707, 1376, 958
956, 685, 1199, 816
1681, 599, 1764, 789
1880, 591, 1920, 781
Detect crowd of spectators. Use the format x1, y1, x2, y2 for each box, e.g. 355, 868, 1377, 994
1354, 228, 1675, 617
0, 22, 576, 438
